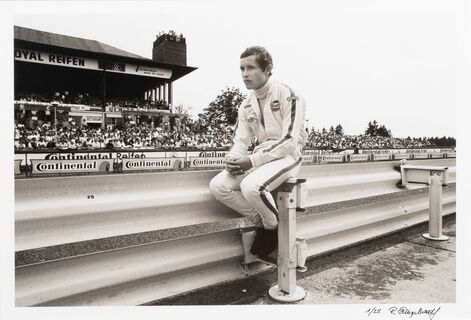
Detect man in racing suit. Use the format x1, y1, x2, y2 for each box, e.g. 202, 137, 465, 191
209, 46, 308, 257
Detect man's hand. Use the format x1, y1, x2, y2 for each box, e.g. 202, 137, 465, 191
225, 156, 252, 176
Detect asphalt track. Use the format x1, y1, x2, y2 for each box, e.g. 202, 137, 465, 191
147, 214, 455, 305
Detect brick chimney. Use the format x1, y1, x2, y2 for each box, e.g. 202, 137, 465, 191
152, 32, 187, 66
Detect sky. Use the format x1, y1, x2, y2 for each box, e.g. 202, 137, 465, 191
7, 0, 465, 138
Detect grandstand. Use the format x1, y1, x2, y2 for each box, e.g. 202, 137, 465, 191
14, 26, 197, 131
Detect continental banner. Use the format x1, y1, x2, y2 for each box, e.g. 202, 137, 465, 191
122, 157, 185, 171
393, 153, 410, 160
430, 152, 445, 158
446, 152, 456, 158
372, 154, 391, 161
31, 159, 113, 175
349, 154, 369, 162
189, 157, 225, 168
412, 153, 429, 159
15, 159, 21, 175
319, 154, 344, 163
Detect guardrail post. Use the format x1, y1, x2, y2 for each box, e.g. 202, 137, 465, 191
423, 172, 449, 241
268, 178, 307, 302
399, 163, 449, 242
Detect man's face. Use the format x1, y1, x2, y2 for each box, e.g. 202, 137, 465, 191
240, 55, 269, 90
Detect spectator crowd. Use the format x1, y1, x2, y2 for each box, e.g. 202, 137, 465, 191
14, 123, 234, 151
306, 129, 433, 150
15, 122, 445, 152
16, 92, 173, 112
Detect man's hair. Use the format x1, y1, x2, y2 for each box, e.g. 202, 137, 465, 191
240, 46, 273, 76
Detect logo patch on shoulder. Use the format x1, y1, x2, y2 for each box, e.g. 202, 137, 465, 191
270, 100, 281, 111
244, 104, 252, 109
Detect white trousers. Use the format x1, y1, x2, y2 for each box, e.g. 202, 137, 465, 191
209, 155, 302, 230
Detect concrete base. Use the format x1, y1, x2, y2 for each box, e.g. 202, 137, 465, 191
422, 233, 449, 241
268, 285, 306, 303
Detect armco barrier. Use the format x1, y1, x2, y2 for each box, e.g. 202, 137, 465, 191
15, 159, 456, 306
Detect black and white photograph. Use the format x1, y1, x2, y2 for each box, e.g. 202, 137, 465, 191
1, 1, 470, 319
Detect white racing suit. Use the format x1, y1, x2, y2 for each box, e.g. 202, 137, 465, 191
209, 80, 308, 230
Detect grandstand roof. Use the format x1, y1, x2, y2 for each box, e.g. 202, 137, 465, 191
14, 25, 197, 81
14, 26, 149, 60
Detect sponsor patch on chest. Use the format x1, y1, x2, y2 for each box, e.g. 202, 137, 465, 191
270, 100, 281, 111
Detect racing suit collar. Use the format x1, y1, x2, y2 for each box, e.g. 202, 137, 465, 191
254, 78, 272, 99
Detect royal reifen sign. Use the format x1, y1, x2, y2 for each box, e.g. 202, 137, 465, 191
122, 157, 185, 171
15, 49, 99, 71
31, 159, 114, 175
15, 49, 172, 79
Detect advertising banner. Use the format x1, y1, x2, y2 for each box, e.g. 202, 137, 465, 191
22, 151, 150, 165
446, 152, 456, 158
15, 159, 21, 175
31, 159, 113, 175
412, 153, 429, 159
122, 157, 185, 171
15, 49, 99, 71
430, 153, 444, 158
319, 155, 344, 163
372, 154, 391, 161
189, 157, 225, 168
349, 154, 370, 162
302, 154, 315, 163
123, 63, 172, 79
393, 153, 410, 160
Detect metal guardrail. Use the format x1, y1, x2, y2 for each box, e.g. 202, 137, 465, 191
15, 158, 456, 306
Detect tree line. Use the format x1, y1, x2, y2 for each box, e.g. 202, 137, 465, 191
184, 87, 455, 147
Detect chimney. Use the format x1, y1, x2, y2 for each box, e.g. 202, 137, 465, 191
152, 31, 187, 66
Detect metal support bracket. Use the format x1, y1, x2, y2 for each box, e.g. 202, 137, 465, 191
400, 162, 449, 241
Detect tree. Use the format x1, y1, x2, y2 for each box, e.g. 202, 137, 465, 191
365, 120, 392, 137
365, 120, 379, 136
335, 124, 344, 136
196, 87, 246, 130
377, 125, 392, 138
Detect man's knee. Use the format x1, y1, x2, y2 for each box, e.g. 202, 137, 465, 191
209, 172, 230, 199
240, 178, 261, 201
